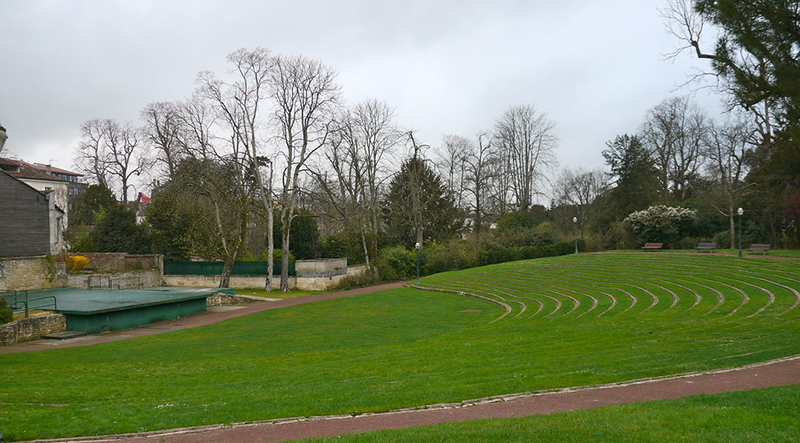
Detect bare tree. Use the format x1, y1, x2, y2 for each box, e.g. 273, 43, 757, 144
442, 132, 499, 237
270, 54, 341, 291
198, 47, 277, 291
74, 119, 112, 189
493, 105, 558, 211
435, 135, 471, 210
553, 167, 608, 235
704, 113, 757, 247
465, 133, 498, 237
74, 118, 151, 203
141, 102, 184, 180
641, 96, 707, 202
315, 99, 399, 275
173, 94, 251, 288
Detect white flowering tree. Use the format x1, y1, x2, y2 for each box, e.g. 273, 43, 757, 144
624, 205, 698, 246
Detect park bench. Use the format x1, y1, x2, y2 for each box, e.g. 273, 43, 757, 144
642, 243, 663, 251
695, 242, 717, 252
747, 243, 771, 255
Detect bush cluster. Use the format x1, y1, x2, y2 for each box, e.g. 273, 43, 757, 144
66, 255, 89, 273
624, 205, 698, 246
375, 237, 581, 281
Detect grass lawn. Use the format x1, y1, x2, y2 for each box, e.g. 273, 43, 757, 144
1, 253, 798, 441
300, 385, 800, 443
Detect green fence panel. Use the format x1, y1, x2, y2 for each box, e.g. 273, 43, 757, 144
164, 261, 295, 276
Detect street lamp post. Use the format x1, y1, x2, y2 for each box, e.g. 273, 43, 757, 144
415, 242, 421, 285
737, 207, 744, 258
573, 216, 578, 254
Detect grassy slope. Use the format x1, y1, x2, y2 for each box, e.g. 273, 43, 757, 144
1, 253, 798, 440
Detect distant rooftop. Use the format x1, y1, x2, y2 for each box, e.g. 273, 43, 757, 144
0, 157, 83, 182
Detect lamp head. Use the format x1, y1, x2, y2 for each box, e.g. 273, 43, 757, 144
572, 216, 577, 223
737, 207, 744, 216
415, 242, 420, 250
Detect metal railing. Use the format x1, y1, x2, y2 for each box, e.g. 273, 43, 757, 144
3, 291, 58, 318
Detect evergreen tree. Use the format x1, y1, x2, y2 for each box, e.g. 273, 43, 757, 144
601, 134, 660, 217
70, 183, 117, 226
271, 210, 321, 260
383, 157, 463, 248
92, 205, 151, 254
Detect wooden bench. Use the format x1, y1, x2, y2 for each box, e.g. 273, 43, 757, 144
747, 243, 771, 255
695, 242, 717, 252
642, 243, 663, 251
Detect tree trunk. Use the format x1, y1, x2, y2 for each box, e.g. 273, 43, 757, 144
281, 228, 290, 292
729, 212, 736, 250
219, 253, 235, 288
266, 198, 274, 292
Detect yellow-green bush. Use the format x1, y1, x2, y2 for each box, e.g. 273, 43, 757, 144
67, 255, 89, 273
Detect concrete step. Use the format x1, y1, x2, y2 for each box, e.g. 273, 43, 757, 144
42, 331, 87, 340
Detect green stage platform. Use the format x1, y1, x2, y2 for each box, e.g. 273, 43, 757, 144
18, 287, 234, 334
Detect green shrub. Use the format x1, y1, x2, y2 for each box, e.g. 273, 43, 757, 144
424, 239, 480, 275
376, 246, 417, 280
496, 223, 560, 248
261, 249, 295, 263
477, 239, 521, 266
713, 231, 732, 249
321, 231, 366, 264
334, 270, 381, 290
0, 298, 13, 324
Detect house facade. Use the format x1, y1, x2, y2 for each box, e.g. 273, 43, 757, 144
0, 158, 86, 233
0, 170, 62, 257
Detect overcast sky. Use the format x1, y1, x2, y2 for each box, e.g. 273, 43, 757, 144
2, 0, 722, 193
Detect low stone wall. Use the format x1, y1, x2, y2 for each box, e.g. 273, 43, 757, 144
68, 269, 163, 289
163, 274, 297, 290
163, 260, 367, 291
295, 275, 344, 291
0, 314, 66, 345
295, 264, 368, 291
296, 258, 347, 278
206, 293, 264, 307
347, 264, 368, 278
0, 256, 67, 291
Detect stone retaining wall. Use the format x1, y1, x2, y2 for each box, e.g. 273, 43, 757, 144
164, 268, 368, 291
0, 314, 66, 345
0, 256, 67, 291
68, 269, 163, 289
296, 258, 348, 278
163, 274, 297, 290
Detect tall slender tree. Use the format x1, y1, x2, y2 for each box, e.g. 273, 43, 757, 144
270, 54, 341, 291
198, 47, 277, 291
